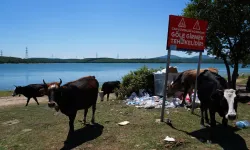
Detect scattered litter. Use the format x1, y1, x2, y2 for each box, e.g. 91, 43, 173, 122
125, 89, 201, 110
164, 136, 175, 142
2, 119, 20, 126
164, 139, 186, 149
155, 119, 161, 123
118, 121, 130, 126
22, 129, 32, 132
236, 120, 250, 128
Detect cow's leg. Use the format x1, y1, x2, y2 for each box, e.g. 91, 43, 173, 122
200, 105, 205, 128
208, 109, 216, 144
205, 109, 210, 124
65, 112, 76, 142
188, 90, 193, 105
107, 93, 110, 101
25, 97, 31, 106
91, 103, 96, 124
83, 109, 88, 125
68, 112, 76, 133
33, 97, 39, 105
115, 92, 119, 99
181, 88, 189, 106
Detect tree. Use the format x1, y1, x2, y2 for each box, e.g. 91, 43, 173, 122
182, 0, 250, 89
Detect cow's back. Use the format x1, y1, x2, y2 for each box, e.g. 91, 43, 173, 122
23, 84, 45, 97
62, 76, 99, 110
197, 70, 227, 102
181, 68, 218, 85
101, 81, 120, 93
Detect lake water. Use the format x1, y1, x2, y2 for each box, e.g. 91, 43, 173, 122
0, 63, 250, 90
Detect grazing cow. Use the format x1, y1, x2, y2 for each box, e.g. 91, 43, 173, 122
99, 81, 120, 101
12, 79, 62, 106
197, 70, 239, 142
167, 68, 218, 106
43, 76, 99, 140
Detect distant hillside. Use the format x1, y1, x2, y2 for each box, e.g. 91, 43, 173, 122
155, 55, 182, 59
0, 56, 225, 64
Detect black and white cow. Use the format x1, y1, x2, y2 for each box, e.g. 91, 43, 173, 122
197, 70, 239, 142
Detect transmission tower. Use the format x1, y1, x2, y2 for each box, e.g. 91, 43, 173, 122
96, 52, 98, 58
0, 50, 2, 57
117, 54, 119, 59
25, 47, 28, 59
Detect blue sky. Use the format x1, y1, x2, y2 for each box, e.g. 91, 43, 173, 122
0, 0, 204, 59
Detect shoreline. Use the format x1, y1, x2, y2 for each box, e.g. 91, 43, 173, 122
0, 62, 225, 64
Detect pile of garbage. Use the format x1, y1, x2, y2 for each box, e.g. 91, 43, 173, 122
154, 66, 178, 74
125, 89, 201, 109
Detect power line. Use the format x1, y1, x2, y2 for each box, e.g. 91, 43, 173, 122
25, 47, 28, 59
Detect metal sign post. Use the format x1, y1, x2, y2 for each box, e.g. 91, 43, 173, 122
160, 49, 171, 122
163, 15, 208, 118
191, 51, 202, 114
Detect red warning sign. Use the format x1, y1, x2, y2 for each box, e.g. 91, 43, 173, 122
167, 15, 208, 52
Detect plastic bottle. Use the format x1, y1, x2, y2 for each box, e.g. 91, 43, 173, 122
236, 120, 250, 128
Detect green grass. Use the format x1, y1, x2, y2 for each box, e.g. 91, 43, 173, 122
0, 91, 12, 97
0, 97, 250, 150
237, 74, 249, 85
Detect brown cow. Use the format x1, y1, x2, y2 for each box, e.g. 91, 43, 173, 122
43, 76, 99, 141
167, 68, 219, 106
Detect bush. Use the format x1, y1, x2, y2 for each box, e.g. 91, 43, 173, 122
116, 66, 161, 99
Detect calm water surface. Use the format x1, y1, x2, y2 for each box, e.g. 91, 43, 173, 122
0, 63, 250, 90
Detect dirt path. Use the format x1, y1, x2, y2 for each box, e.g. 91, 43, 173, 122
0, 85, 248, 107
0, 96, 48, 107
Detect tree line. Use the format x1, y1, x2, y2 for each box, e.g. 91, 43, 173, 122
0, 56, 224, 64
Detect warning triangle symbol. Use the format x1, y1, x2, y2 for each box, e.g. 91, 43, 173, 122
178, 18, 186, 28
193, 20, 200, 30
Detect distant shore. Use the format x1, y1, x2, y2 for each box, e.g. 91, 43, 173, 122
0, 56, 224, 64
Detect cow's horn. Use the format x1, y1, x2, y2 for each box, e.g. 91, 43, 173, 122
43, 79, 47, 85
59, 78, 62, 85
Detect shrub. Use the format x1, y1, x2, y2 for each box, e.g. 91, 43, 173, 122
116, 65, 161, 99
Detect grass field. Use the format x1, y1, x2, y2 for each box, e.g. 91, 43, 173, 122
0, 98, 250, 150
0, 75, 249, 150
0, 91, 12, 97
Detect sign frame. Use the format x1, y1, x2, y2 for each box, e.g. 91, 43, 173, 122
160, 15, 208, 122
166, 15, 208, 52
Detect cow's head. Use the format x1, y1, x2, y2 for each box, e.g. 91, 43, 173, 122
42, 79, 62, 95
211, 89, 239, 120
43, 79, 62, 111
12, 85, 22, 97
167, 81, 183, 97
